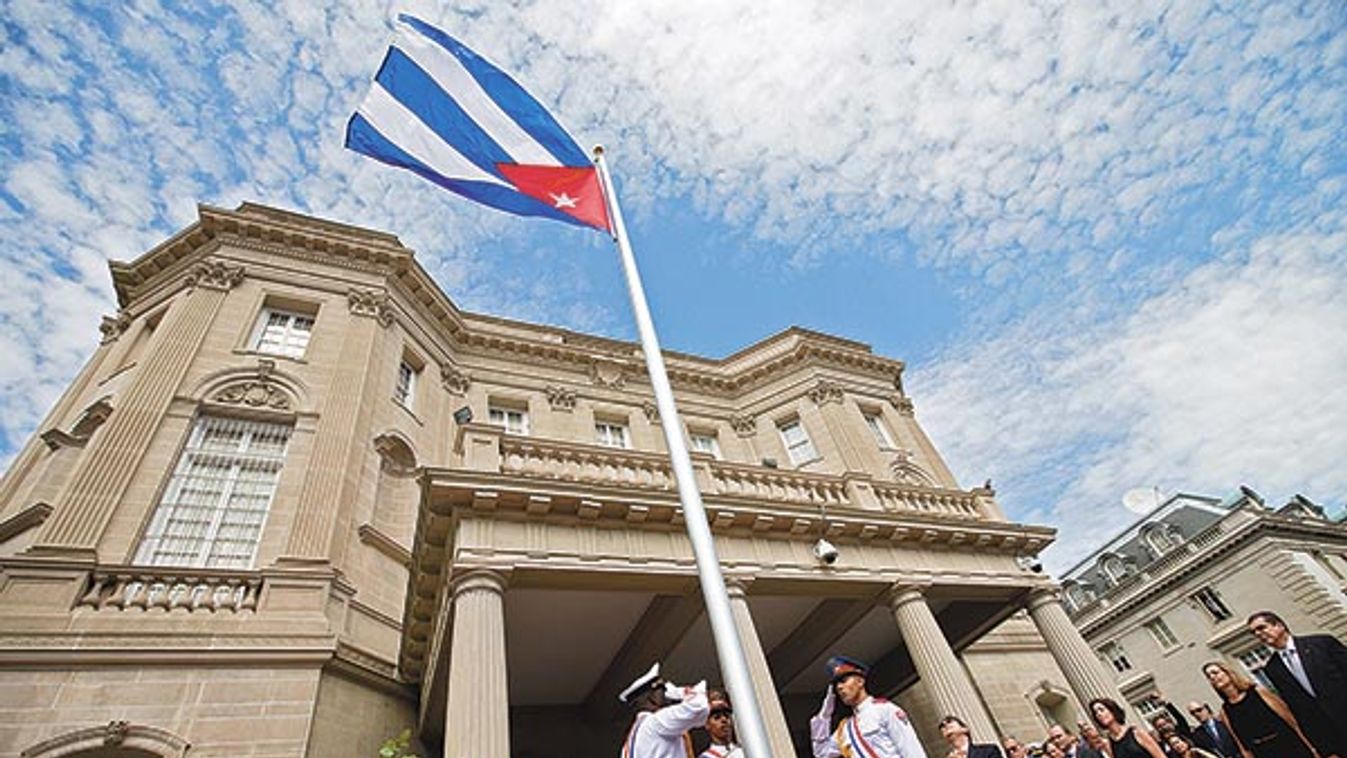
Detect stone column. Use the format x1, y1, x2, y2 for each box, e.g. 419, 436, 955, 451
444, 569, 510, 758
888, 585, 998, 742
282, 288, 390, 561
725, 579, 796, 757
1026, 587, 1126, 709
33, 262, 244, 554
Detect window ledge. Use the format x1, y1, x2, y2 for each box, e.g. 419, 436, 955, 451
233, 348, 308, 364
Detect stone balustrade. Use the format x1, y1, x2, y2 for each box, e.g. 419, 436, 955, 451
871, 481, 984, 519
76, 567, 263, 613
495, 435, 990, 519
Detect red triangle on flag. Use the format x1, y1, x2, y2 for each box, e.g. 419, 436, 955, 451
496, 164, 612, 232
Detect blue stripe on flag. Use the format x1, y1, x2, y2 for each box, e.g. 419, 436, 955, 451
345, 113, 589, 229
399, 14, 591, 167
377, 47, 511, 181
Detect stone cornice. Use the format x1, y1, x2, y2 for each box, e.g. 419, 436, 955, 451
109, 203, 909, 399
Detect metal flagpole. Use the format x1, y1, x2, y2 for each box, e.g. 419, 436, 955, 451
592, 146, 775, 758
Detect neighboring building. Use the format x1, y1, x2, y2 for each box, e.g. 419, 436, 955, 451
0, 203, 1125, 758
1061, 488, 1347, 724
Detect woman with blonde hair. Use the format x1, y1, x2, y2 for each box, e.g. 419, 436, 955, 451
1202, 660, 1318, 758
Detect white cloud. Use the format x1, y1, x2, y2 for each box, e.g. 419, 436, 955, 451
914, 221, 1347, 570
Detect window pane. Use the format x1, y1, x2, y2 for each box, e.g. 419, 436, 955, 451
690, 433, 720, 458
863, 413, 894, 448
253, 309, 313, 359
395, 362, 416, 408
779, 421, 817, 465
596, 422, 630, 449
488, 407, 529, 435
136, 415, 292, 568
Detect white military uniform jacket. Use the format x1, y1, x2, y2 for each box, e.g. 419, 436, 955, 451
698, 742, 745, 758
620, 687, 709, 758
810, 696, 928, 758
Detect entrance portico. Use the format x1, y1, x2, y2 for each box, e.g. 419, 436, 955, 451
402, 425, 1122, 756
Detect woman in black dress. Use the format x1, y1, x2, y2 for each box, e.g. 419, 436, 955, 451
1202, 660, 1318, 758
1088, 697, 1166, 758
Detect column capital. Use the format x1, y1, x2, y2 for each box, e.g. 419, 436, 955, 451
451, 568, 510, 599
1025, 585, 1063, 612
186, 260, 246, 291
347, 287, 394, 327
724, 575, 755, 598
886, 581, 932, 610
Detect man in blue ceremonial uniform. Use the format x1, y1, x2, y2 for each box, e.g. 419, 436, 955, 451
810, 655, 929, 758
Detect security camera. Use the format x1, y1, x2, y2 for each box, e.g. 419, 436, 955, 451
1016, 555, 1044, 573
813, 538, 839, 565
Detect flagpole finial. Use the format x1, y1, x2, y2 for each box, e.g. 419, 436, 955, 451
592, 144, 605, 157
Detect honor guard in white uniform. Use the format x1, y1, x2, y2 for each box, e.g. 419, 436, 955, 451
619, 662, 709, 758
810, 656, 928, 758
699, 690, 745, 758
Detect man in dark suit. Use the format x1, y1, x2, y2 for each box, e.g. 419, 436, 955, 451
1248, 610, 1347, 757
1046, 724, 1102, 758
1183, 701, 1238, 758
938, 715, 1004, 758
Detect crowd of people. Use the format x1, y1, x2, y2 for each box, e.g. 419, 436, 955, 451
616, 610, 1345, 758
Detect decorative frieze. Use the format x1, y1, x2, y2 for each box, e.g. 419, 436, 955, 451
212, 360, 292, 411
544, 384, 576, 411
807, 379, 845, 405
440, 365, 471, 396
347, 287, 394, 327
185, 260, 245, 291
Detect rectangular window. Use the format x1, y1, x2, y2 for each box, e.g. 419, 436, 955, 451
778, 419, 818, 466
1100, 641, 1133, 673
488, 406, 529, 435
862, 411, 895, 448
1144, 617, 1180, 650
595, 420, 630, 449
689, 431, 721, 458
252, 308, 313, 359
1235, 647, 1274, 689
135, 415, 292, 569
394, 360, 417, 409
1193, 587, 1233, 621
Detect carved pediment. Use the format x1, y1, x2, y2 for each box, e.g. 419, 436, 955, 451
889, 448, 933, 486
589, 358, 629, 389
211, 359, 295, 411
729, 414, 756, 437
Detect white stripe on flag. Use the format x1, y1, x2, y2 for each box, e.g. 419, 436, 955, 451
396, 25, 561, 167
358, 84, 507, 187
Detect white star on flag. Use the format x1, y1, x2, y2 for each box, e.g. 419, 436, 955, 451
549, 192, 578, 209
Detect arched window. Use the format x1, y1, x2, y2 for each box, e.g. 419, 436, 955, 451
1098, 554, 1129, 585
1142, 524, 1178, 556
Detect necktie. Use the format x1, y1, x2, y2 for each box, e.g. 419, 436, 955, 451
1283, 648, 1316, 695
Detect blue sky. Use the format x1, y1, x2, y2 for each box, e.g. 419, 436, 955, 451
2, 1, 1345, 569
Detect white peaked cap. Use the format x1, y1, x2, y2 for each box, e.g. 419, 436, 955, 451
618, 662, 661, 703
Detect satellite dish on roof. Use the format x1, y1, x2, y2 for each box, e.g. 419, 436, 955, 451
1122, 487, 1161, 514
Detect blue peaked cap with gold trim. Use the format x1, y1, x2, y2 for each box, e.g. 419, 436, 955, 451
825, 655, 869, 682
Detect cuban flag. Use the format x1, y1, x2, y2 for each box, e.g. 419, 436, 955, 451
346, 15, 611, 232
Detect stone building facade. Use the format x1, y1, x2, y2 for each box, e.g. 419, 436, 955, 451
0, 203, 1125, 757
1060, 489, 1347, 723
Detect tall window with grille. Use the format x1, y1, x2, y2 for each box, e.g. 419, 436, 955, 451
778, 419, 818, 466
135, 415, 293, 569
251, 308, 314, 359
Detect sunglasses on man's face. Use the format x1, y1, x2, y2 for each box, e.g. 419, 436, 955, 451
709, 709, 733, 720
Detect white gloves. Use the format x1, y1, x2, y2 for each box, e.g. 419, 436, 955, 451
816, 685, 836, 720
663, 680, 707, 702
810, 686, 837, 743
